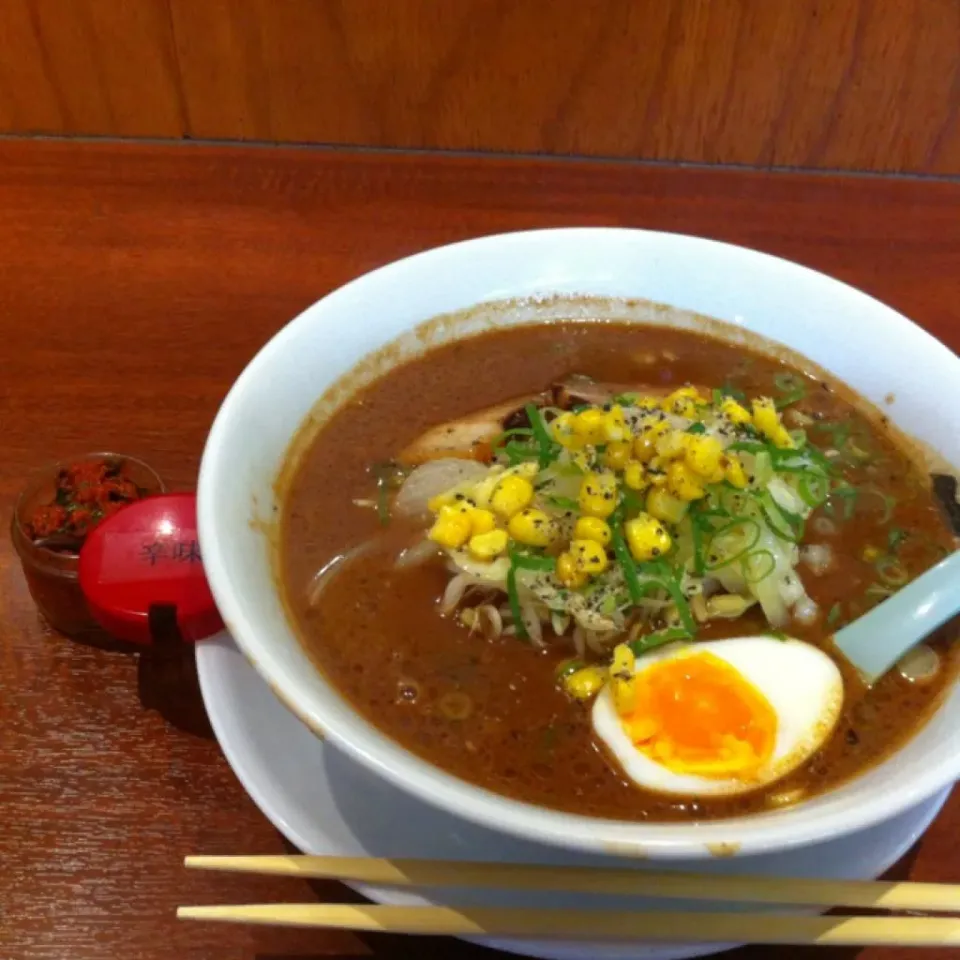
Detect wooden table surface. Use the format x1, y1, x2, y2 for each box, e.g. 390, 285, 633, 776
2, 139, 959, 960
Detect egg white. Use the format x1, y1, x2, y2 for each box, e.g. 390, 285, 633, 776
592, 637, 844, 797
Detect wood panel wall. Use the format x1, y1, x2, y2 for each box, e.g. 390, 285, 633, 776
1, 0, 958, 174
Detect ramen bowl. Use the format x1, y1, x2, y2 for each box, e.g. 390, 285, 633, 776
198, 228, 960, 859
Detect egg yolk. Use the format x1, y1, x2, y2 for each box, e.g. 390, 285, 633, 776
621, 652, 777, 780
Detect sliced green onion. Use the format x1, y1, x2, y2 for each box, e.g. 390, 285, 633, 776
742, 549, 776, 583
372, 462, 407, 526
814, 420, 852, 449
859, 485, 897, 524
720, 381, 747, 403
797, 471, 830, 508
546, 495, 579, 512
490, 427, 535, 449
686, 422, 707, 435
613, 392, 640, 405
638, 559, 696, 634
703, 517, 761, 569
826, 602, 841, 627
826, 484, 859, 521
876, 556, 909, 586
620, 488, 645, 517
690, 511, 706, 576
525, 403, 557, 469
844, 438, 872, 462
599, 593, 618, 615
502, 440, 541, 465
887, 527, 907, 553
760, 492, 804, 542
773, 372, 807, 409
506, 562, 526, 640
728, 441, 768, 456
555, 658, 584, 680
510, 549, 557, 573
611, 510, 645, 605
766, 629, 789, 642
628, 627, 692, 657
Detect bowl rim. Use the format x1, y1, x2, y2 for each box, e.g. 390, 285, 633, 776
198, 226, 960, 859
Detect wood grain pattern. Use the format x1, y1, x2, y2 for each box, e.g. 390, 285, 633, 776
2, 0, 959, 173
2, 139, 960, 960
0, 0, 185, 138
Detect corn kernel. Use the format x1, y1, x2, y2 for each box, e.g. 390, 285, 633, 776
556, 551, 587, 588
661, 386, 703, 418
752, 397, 794, 449
862, 545, 882, 562
569, 538, 608, 575
625, 512, 673, 562
491, 475, 534, 518
623, 460, 648, 491
470, 469, 504, 508
666, 461, 707, 501
647, 456, 668, 486
572, 407, 607, 445
427, 491, 454, 512
603, 405, 631, 443
633, 418, 670, 462
578, 471, 618, 518
507, 508, 557, 547
633, 396, 661, 412
646, 487, 689, 524
574, 515, 611, 546
720, 396, 752, 426
706, 594, 755, 618
611, 643, 635, 677
428, 505, 473, 549
684, 434, 724, 481
612, 674, 637, 715
428, 485, 478, 513
571, 449, 594, 473
603, 440, 633, 471
724, 454, 749, 489
551, 411, 583, 449
655, 429, 690, 461
468, 528, 508, 560
469, 508, 497, 535
563, 665, 606, 700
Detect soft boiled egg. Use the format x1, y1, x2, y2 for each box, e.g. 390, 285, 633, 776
592, 637, 844, 797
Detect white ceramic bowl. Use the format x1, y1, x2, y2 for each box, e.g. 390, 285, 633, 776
198, 228, 960, 860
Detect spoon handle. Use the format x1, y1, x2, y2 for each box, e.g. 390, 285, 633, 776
833, 550, 960, 686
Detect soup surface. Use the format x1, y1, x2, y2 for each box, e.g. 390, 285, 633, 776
280, 320, 957, 821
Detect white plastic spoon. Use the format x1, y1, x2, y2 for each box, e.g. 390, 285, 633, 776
832, 549, 960, 685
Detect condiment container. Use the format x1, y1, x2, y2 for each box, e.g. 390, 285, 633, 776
11, 453, 165, 636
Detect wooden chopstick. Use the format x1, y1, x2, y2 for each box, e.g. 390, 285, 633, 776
176, 903, 960, 946
184, 855, 960, 913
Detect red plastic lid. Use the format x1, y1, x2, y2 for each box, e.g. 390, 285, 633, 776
78, 493, 223, 644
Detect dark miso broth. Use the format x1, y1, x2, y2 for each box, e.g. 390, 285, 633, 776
279, 321, 957, 821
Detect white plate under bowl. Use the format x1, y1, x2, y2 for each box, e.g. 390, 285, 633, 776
197, 631, 951, 960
